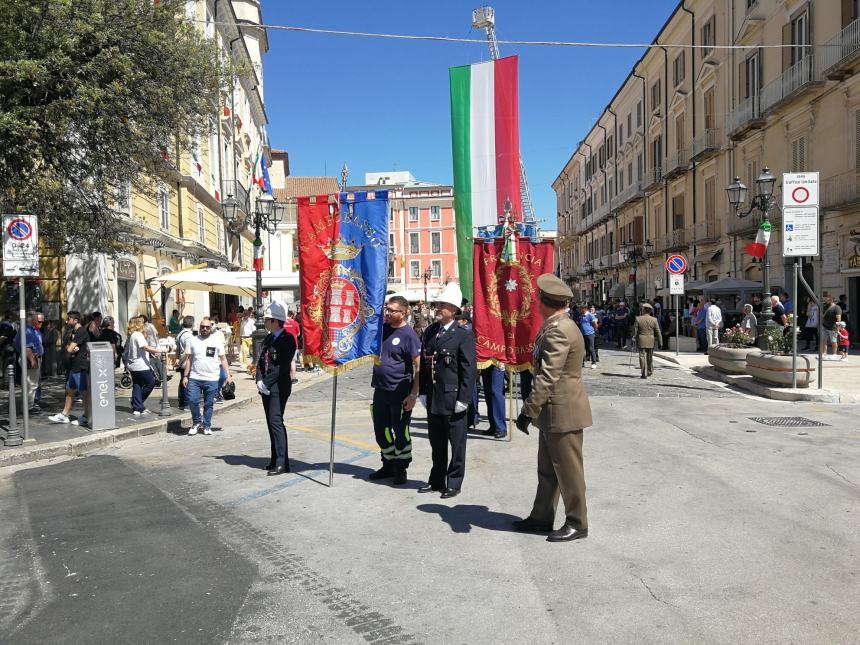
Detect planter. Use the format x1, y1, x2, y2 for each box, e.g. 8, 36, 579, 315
708, 345, 762, 374
745, 353, 816, 388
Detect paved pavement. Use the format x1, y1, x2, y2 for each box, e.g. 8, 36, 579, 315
2, 352, 858, 643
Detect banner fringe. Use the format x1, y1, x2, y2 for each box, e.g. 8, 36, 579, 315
302, 353, 381, 376
476, 358, 534, 372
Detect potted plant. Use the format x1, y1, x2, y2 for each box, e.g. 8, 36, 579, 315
746, 317, 816, 387
707, 324, 761, 374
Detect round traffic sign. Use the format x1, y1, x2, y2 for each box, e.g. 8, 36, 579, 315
791, 186, 810, 204
7, 218, 32, 241
665, 254, 687, 275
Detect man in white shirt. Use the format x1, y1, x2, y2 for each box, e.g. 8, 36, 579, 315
182, 317, 232, 435
240, 307, 257, 365
705, 299, 723, 348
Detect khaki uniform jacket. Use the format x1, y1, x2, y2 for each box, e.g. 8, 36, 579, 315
631, 314, 662, 349
522, 312, 593, 432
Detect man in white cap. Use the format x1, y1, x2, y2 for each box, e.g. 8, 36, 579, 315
418, 282, 477, 499
255, 301, 297, 476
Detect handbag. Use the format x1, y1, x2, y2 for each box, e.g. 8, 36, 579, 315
221, 380, 236, 400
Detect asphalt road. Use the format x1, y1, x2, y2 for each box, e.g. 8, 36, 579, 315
1, 350, 858, 644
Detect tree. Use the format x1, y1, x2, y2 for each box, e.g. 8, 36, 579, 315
0, 0, 229, 253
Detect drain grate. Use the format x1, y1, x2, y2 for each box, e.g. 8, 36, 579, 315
748, 416, 830, 428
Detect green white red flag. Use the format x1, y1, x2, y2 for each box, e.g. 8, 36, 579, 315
745, 220, 772, 258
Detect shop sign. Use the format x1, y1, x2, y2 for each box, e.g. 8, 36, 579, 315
116, 259, 137, 281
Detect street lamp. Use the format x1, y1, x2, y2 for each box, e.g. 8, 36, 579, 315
623, 239, 653, 304
422, 265, 432, 304
726, 167, 778, 342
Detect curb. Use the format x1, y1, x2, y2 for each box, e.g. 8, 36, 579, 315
0, 371, 331, 469
692, 365, 860, 403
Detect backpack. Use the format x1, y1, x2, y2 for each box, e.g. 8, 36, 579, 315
175, 328, 193, 371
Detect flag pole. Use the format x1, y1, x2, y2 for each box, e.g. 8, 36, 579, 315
507, 366, 513, 442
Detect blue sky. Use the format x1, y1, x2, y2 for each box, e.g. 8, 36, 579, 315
264, 1, 679, 229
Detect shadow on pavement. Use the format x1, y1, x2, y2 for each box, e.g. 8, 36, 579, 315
214, 454, 270, 469
416, 503, 521, 534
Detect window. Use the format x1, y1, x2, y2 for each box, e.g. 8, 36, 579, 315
637, 101, 643, 127
788, 10, 810, 66
675, 113, 685, 152
389, 208, 395, 223
388, 260, 395, 278
651, 135, 663, 169
701, 16, 715, 59
389, 232, 395, 249
208, 119, 219, 191
704, 177, 716, 221
158, 185, 170, 231
431, 260, 442, 278
746, 0, 758, 11
408, 207, 419, 222
703, 87, 715, 131
627, 112, 632, 137
410, 261, 420, 278
651, 80, 662, 112
197, 205, 205, 243
607, 136, 614, 160
430, 205, 441, 221
409, 232, 420, 254
672, 194, 685, 230
637, 153, 643, 180
431, 231, 441, 254
216, 219, 225, 255
628, 162, 634, 187
618, 124, 623, 146
742, 52, 760, 99
791, 136, 807, 172
673, 51, 685, 86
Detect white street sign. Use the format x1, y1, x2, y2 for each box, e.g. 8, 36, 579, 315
2, 214, 39, 277
782, 205, 819, 257
669, 273, 685, 295
782, 172, 819, 207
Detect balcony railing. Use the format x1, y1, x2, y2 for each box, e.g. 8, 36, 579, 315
820, 18, 860, 79
593, 199, 611, 224
655, 229, 688, 252
612, 178, 644, 210
663, 149, 689, 179
691, 128, 721, 161
760, 55, 822, 114
608, 250, 625, 267
822, 171, 860, 211
727, 94, 765, 139
643, 166, 663, 190
692, 218, 721, 244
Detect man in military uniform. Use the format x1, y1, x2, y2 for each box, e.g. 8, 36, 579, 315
632, 302, 662, 379
418, 282, 477, 499
514, 274, 593, 542
255, 301, 297, 476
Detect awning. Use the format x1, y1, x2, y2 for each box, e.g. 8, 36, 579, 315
386, 290, 425, 303
154, 268, 256, 297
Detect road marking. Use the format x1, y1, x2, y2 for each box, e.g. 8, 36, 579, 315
287, 423, 378, 451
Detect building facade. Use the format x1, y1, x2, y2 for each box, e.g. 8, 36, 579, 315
555, 0, 860, 337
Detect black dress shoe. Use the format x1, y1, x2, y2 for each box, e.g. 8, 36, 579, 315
512, 517, 553, 532
440, 488, 460, 499
392, 471, 407, 485
418, 484, 442, 493
267, 465, 289, 476
546, 524, 588, 542
265, 461, 275, 471
368, 467, 394, 480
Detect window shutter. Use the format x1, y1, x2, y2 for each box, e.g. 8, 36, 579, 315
634, 216, 644, 244
799, 137, 806, 171
739, 60, 748, 100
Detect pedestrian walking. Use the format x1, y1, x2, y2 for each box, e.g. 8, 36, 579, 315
578, 304, 598, 369
837, 322, 850, 359
182, 317, 232, 436
255, 302, 296, 475
632, 303, 662, 379
368, 295, 421, 484
123, 316, 164, 415
174, 315, 195, 409
49, 311, 91, 427
418, 283, 476, 499
142, 314, 164, 384
706, 299, 722, 348
513, 274, 592, 543
614, 301, 631, 349
803, 299, 819, 350
13, 312, 44, 413
821, 293, 842, 356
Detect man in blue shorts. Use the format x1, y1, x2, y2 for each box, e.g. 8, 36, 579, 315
49, 310, 91, 427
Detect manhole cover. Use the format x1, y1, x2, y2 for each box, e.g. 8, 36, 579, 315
748, 417, 829, 428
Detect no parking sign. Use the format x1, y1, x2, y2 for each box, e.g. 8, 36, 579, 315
3, 214, 39, 277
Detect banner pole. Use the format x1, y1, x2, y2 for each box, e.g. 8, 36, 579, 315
328, 373, 338, 487
507, 366, 513, 442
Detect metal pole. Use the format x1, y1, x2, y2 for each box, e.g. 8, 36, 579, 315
797, 271, 821, 390
159, 351, 172, 416
19, 278, 29, 441
817, 282, 824, 390
675, 294, 680, 356
507, 366, 513, 442
791, 261, 798, 389
251, 217, 267, 363
4, 363, 21, 446
328, 373, 338, 487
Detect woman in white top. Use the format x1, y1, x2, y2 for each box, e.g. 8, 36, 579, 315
740, 304, 757, 341
803, 299, 819, 350
125, 316, 163, 414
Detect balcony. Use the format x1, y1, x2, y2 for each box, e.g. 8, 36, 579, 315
726, 209, 781, 237
655, 229, 689, 252
593, 199, 611, 225
691, 218, 721, 244
760, 55, 823, 114
612, 179, 644, 210
820, 19, 860, 80
691, 129, 721, 162
727, 95, 765, 140
643, 166, 663, 191
607, 250, 625, 267
663, 149, 689, 180
822, 171, 860, 211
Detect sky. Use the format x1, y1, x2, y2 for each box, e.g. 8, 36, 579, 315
263, 0, 680, 230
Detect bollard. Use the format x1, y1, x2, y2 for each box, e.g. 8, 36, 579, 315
5, 363, 22, 446
158, 351, 172, 416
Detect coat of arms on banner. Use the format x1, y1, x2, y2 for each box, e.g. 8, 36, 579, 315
307, 263, 375, 362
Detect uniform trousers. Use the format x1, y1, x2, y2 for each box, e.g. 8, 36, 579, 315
427, 410, 468, 490
480, 367, 506, 433
262, 386, 289, 467
530, 429, 588, 530
638, 347, 654, 377
371, 385, 413, 473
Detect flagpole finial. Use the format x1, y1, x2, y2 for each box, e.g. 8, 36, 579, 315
340, 162, 349, 192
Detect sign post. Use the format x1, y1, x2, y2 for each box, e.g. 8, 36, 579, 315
3, 214, 39, 443
782, 173, 820, 389
669, 274, 684, 356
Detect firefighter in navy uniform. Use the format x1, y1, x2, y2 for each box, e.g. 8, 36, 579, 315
418, 282, 477, 499
255, 301, 297, 476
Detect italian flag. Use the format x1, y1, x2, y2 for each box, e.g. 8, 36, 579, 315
450, 56, 521, 302
745, 220, 772, 258
253, 240, 264, 272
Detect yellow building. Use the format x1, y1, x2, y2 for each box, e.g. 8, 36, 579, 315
555, 0, 860, 338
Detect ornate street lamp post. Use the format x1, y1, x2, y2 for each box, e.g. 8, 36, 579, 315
623, 239, 654, 305
726, 167, 778, 344
422, 266, 432, 304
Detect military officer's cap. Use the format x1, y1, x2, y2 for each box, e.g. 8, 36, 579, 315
537, 274, 573, 305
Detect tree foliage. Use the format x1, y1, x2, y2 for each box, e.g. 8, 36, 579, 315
0, 0, 229, 254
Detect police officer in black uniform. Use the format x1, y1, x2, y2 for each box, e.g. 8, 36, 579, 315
418, 283, 476, 499
256, 301, 297, 476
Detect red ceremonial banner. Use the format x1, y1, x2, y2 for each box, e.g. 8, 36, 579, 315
472, 238, 555, 369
